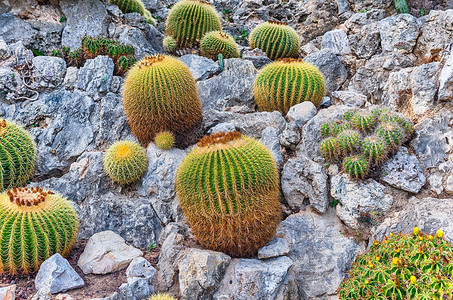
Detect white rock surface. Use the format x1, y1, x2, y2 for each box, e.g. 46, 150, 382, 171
438, 49, 453, 101
0, 285, 15, 300
321, 29, 351, 55
257, 238, 290, 259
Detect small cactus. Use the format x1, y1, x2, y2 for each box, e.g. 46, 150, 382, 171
0, 187, 79, 274
200, 31, 240, 60
148, 294, 176, 300
351, 110, 375, 133
249, 20, 300, 60
343, 155, 369, 180
103, 140, 148, 185
361, 135, 386, 166
109, 0, 156, 25
375, 122, 404, 149
337, 130, 361, 156
371, 107, 390, 118
163, 36, 177, 54
154, 131, 175, 150
343, 110, 355, 122
320, 137, 340, 162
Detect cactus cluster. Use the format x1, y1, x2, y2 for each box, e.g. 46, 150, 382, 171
122, 54, 202, 146
0, 187, 79, 274
339, 228, 453, 299
248, 20, 300, 60
200, 31, 240, 60
0, 119, 36, 192
176, 131, 281, 257
253, 58, 326, 114
109, 0, 156, 25
103, 140, 148, 185
319, 107, 414, 180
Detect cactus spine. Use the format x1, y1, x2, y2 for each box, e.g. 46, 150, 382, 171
0, 119, 36, 192
337, 130, 361, 156
253, 58, 326, 114
320, 137, 339, 162
109, 0, 156, 25
154, 131, 175, 150
375, 122, 404, 149
361, 136, 386, 165
249, 20, 300, 60
122, 54, 202, 146
343, 155, 369, 180
176, 131, 281, 257
163, 36, 177, 54
165, 0, 221, 49
200, 31, 240, 60
0, 187, 79, 274
351, 111, 375, 133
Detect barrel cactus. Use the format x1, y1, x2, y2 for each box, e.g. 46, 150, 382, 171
0, 187, 79, 274
109, 0, 156, 25
375, 122, 404, 149
337, 130, 361, 156
351, 110, 376, 133
176, 131, 281, 257
163, 36, 177, 53
165, 0, 221, 49
200, 31, 240, 60
154, 131, 175, 150
320, 137, 339, 162
0, 119, 36, 192
361, 136, 387, 166
343, 155, 369, 180
253, 58, 326, 114
249, 20, 300, 60
122, 54, 203, 146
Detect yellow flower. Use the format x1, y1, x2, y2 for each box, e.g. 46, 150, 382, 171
376, 256, 380, 261
429, 235, 434, 240
368, 262, 374, 268
389, 233, 393, 237
419, 236, 423, 241
395, 248, 400, 253
364, 280, 369, 284
385, 240, 389, 244
436, 229, 444, 239
392, 258, 399, 265
374, 241, 378, 246
410, 276, 417, 284
413, 227, 419, 235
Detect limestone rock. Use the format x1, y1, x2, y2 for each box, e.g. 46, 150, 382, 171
286, 101, 317, 128
76, 56, 115, 101
321, 29, 351, 55
438, 49, 453, 101
0, 285, 15, 300
259, 126, 284, 166
257, 238, 290, 259
379, 14, 420, 53
32, 56, 67, 91
331, 90, 366, 107
179, 54, 220, 81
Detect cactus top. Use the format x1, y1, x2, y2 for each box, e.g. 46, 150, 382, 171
5, 187, 51, 208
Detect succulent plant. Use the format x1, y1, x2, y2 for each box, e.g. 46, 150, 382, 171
351, 110, 376, 133
0, 187, 79, 274
343, 110, 355, 122
154, 131, 175, 150
253, 58, 326, 114
122, 54, 202, 146
109, 0, 156, 25
371, 107, 390, 118
361, 135, 387, 166
339, 229, 453, 299
165, 0, 221, 49
320, 137, 340, 162
103, 140, 148, 185
321, 121, 352, 138
337, 130, 361, 156
176, 131, 281, 257
148, 294, 176, 300
343, 155, 369, 180
163, 36, 177, 54
117, 55, 137, 75
375, 122, 404, 149
0, 119, 36, 192
248, 20, 300, 60
200, 31, 240, 60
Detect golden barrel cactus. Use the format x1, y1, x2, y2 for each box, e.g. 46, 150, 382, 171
200, 31, 240, 60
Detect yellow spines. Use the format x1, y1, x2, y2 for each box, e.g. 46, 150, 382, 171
148, 294, 176, 300
154, 131, 175, 150
200, 31, 240, 60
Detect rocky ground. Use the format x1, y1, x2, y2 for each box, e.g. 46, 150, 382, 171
0, 0, 453, 299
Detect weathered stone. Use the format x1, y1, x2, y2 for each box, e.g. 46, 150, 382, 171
286, 101, 317, 128
114, 26, 163, 60
32, 56, 66, 91
349, 22, 381, 59
279, 122, 301, 150
208, 122, 236, 134
0, 38, 11, 60
31, 290, 52, 300
0, 285, 15, 300
259, 126, 283, 166
126, 257, 157, 282
0, 13, 36, 48
321, 29, 351, 55
344, 9, 386, 34
331, 90, 366, 107
77, 56, 115, 101
179, 54, 220, 81
257, 238, 290, 259
348, 0, 393, 12
379, 14, 419, 53
438, 49, 453, 101
64, 67, 78, 90
155, 232, 186, 290
242, 48, 272, 69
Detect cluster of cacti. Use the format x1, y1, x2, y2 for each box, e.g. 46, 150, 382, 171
148, 294, 176, 300
339, 228, 453, 299
122, 54, 202, 146
109, 0, 156, 25
176, 131, 281, 257
154, 131, 175, 150
200, 31, 240, 60
103, 140, 148, 184
253, 58, 326, 114
319, 107, 414, 180
0, 187, 79, 274
0, 119, 36, 192
165, 0, 221, 49
248, 20, 300, 60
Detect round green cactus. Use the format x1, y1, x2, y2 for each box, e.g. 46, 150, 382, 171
200, 31, 240, 60
351, 110, 376, 133
337, 130, 361, 156
0, 187, 79, 274
122, 54, 203, 146
249, 20, 300, 60
148, 294, 176, 300
339, 229, 453, 299
0, 119, 36, 192
253, 58, 326, 114
362, 135, 386, 166
109, 0, 156, 25
371, 107, 390, 118
320, 137, 340, 162
343, 110, 355, 122
103, 140, 148, 184
375, 122, 404, 149
154, 131, 175, 150
163, 36, 177, 54
343, 155, 369, 180
176, 131, 281, 257
165, 0, 221, 49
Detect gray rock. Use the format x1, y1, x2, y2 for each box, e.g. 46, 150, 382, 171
282, 153, 328, 213
32, 289, 52, 300
349, 22, 381, 59
259, 126, 284, 166
35, 254, 84, 294
0, 13, 36, 48
179, 249, 231, 300
336, 0, 350, 14
304, 49, 348, 94
331, 90, 366, 107
279, 122, 301, 150
300, 42, 320, 56
331, 174, 394, 228
0, 38, 10, 59
114, 26, 163, 60
64, 67, 78, 90
427, 161, 453, 195
379, 14, 419, 53
242, 48, 272, 69
208, 122, 236, 134
257, 238, 290, 259
380, 147, 426, 193
126, 257, 157, 282
32, 56, 67, 91
61, 0, 109, 49
438, 49, 453, 101
77, 56, 114, 101
321, 29, 351, 55
155, 232, 186, 290
348, 0, 393, 12
180, 54, 221, 81
7, 41, 34, 66
446, 175, 453, 194
286, 101, 317, 128
197, 59, 257, 111
344, 9, 386, 34
26, 18, 65, 54
0, 285, 15, 300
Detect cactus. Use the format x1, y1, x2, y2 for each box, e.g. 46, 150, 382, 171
371, 107, 390, 118
343, 110, 355, 122
148, 294, 176, 300
361, 135, 386, 166
337, 130, 361, 156
154, 131, 175, 150
393, 115, 414, 137
321, 121, 351, 138
249, 20, 300, 60
165, 0, 222, 49
394, 0, 410, 14
351, 110, 376, 133
103, 140, 148, 184
117, 55, 136, 75
339, 229, 453, 299
176, 131, 281, 257
200, 31, 240, 60
122, 54, 203, 146
375, 122, 404, 149
0, 187, 79, 274
320, 137, 340, 162
109, 0, 156, 25
0, 119, 36, 192
343, 155, 369, 180
253, 58, 326, 114
163, 36, 177, 53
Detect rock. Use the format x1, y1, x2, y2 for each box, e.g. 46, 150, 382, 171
276, 210, 360, 298
32, 56, 67, 91
178, 249, 231, 300
0, 38, 10, 59
279, 122, 301, 150
349, 22, 381, 59
64, 67, 78, 90
438, 49, 453, 101
77, 231, 143, 275
348, 0, 393, 12
427, 161, 453, 195
208, 122, 236, 134
282, 153, 328, 213
155, 232, 186, 290
331, 90, 366, 107
344, 9, 386, 34
0, 13, 36, 48
0, 285, 15, 300
373, 197, 453, 243
213, 256, 293, 300
179, 54, 220, 81
32, 290, 52, 300
446, 175, 453, 194
300, 42, 320, 56
61, 0, 109, 49
126, 257, 157, 282
321, 29, 351, 55
114, 26, 162, 60
35, 254, 84, 294
331, 174, 393, 228
56, 295, 74, 300
304, 49, 348, 94
379, 14, 419, 53
336, 0, 350, 14
259, 126, 284, 166
77, 56, 115, 101
120, 257, 156, 299
242, 48, 272, 69
257, 238, 290, 259
7, 41, 34, 66
286, 101, 317, 128
197, 58, 257, 111
380, 147, 426, 193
